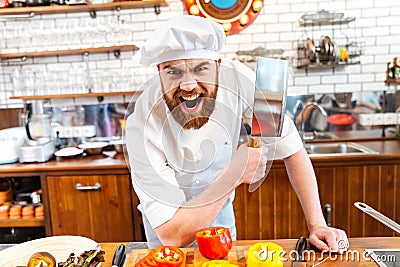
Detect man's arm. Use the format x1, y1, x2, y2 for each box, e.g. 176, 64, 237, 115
284, 148, 348, 252
155, 144, 268, 247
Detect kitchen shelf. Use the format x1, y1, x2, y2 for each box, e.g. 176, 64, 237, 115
0, 0, 167, 17
0, 45, 139, 61
297, 61, 361, 70
385, 78, 400, 85
0, 218, 44, 227
9, 90, 141, 100
296, 10, 362, 72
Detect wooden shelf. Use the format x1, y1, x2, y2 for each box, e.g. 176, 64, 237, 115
297, 61, 361, 70
0, 0, 167, 16
0, 218, 44, 227
0, 45, 139, 60
9, 90, 141, 100
385, 78, 400, 85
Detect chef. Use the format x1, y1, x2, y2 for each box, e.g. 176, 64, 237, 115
125, 15, 348, 251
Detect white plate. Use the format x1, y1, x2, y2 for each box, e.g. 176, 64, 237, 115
0, 235, 100, 267
54, 147, 84, 157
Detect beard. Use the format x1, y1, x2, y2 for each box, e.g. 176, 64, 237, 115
163, 82, 218, 130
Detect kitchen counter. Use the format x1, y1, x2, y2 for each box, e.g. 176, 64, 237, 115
100, 237, 400, 266
1, 237, 398, 266
0, 138, 399, 174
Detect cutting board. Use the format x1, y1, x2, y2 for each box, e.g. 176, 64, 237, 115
124, 245, 252, 267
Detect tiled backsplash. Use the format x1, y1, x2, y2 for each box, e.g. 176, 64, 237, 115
0, 0, 399, 108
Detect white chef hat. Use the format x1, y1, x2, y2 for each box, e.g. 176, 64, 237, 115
133, 15, 226, 66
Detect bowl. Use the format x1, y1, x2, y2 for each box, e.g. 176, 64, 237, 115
109, 139, 126, 154
78, 142, 108, 155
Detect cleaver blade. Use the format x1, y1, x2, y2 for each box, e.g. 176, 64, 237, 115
250, 57, 289, 148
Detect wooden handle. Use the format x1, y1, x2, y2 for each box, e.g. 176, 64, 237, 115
250, 137, 262, 148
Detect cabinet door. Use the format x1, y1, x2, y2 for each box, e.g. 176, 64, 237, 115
234, 168, 308, 240
46, 174, 134, 242
315, 164, 400, 237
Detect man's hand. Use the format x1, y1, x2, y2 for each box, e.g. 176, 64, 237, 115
228, 143, 268, 186
309, 225, 349, 254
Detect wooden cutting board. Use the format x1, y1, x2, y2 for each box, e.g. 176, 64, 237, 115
124, 245, 251, 267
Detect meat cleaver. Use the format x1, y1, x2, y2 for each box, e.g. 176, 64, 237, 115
250, 57, 289, 148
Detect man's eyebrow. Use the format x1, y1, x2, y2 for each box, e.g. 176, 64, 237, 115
193, 61, 211, 69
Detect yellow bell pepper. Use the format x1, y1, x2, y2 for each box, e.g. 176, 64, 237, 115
246, 242, 285, 267
201, 260, 239, 267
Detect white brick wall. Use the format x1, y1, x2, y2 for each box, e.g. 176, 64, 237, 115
0, 0, 399, 107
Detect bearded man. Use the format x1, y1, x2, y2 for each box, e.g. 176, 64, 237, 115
125, 15, 348, 250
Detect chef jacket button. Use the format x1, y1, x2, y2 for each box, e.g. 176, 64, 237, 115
224, 141, 230, 145
193, 178, 200, 185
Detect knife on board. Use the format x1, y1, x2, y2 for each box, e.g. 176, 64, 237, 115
112, 244, 126, 267
292, 236, 308, 267
250, 57, 289, 148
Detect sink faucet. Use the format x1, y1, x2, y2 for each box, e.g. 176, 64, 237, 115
299, 102, 328, 145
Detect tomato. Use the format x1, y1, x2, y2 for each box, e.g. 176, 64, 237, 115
246, 242, 285, 267
196, 226, 233, 260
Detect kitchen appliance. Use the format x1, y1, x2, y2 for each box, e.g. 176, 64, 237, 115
19, 101, 55, 163
249, 57, 289, 191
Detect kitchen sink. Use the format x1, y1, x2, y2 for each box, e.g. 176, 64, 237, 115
303, 132, 337, 141
305, 142, 378, 156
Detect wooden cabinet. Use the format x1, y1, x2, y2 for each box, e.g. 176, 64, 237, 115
316, 163, 400, 237
233, 160, 400, 240
46, 173, 135, 242
233, 167, 308, 240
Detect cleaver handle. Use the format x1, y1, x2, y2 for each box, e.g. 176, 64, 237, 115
250, 136, 262, 148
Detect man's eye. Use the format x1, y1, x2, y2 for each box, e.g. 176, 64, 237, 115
194, 66, 208, 72
167, 70, 181, 75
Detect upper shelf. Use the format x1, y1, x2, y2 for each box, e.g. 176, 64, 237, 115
299, 9, 355, 27
0, 45, 139, 61
0, 0, 167, 17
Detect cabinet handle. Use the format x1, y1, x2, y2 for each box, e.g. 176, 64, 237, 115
324, 203, 332, 227
75, 182, 101, 191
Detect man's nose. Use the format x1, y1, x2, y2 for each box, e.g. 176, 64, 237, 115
179, 73, 197, 91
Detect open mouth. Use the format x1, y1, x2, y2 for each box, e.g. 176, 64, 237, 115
179, 93, 203, 112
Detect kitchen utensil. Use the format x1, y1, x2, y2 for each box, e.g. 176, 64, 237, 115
354, 202, 400, 234
112, 244, 126, 267
292, 237, 307, 267
250, 57, 289, 148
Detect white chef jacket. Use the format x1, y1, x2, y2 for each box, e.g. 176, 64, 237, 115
125, 59, 303, 248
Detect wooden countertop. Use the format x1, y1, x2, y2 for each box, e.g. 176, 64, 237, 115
100, 237, 400, 267
0, 138, 400, 174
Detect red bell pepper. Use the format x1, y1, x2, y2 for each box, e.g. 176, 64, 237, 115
196, 226, 233, 260
135, 246, 184, 267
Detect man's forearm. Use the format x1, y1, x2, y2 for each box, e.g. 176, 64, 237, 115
284, 148, 327, 230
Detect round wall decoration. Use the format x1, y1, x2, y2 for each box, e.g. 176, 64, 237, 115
183, 0, 264, 35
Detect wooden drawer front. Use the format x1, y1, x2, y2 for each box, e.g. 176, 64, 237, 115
46, 174, 134, 242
